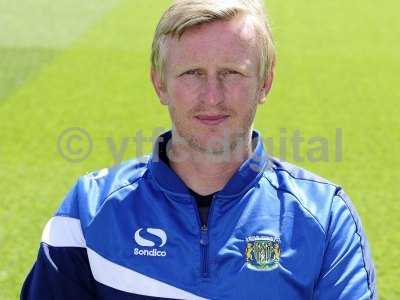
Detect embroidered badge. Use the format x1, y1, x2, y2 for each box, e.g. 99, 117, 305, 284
245, 235, 281, 271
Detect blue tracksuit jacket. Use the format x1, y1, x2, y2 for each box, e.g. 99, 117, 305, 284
21, 130, 376, 299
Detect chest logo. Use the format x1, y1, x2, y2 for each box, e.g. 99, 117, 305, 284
133, 228, 167, 257
245, 235, 281, 271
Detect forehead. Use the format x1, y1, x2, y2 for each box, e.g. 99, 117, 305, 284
165, 15, 259, 67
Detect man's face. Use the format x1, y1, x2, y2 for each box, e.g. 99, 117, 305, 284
152, 15, 272, 155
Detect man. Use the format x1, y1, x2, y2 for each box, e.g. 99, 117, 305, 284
21, 0, 377, 299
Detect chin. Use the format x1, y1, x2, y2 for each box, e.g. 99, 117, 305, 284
174, 121, 242, 150
193, 132, 239, 154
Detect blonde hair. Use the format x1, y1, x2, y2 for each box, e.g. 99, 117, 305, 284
151, 0, 276, 84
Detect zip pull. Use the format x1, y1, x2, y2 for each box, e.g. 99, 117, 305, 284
200, 224, 209, 246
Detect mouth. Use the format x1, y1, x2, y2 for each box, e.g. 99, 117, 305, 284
195, 114, 230, 126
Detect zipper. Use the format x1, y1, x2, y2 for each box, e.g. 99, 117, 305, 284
194, 195, 216, 278
200, 224, 209, 277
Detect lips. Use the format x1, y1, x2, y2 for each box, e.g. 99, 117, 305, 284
195, 114, 229, 125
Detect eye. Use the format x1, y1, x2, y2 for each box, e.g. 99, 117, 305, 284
181, 69, 202, 76
221, 70, 241, 77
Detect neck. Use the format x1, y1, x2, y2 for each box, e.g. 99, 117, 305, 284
168, 130, 254, 195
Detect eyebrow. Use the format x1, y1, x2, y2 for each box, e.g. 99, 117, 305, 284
173, 62, 252, 74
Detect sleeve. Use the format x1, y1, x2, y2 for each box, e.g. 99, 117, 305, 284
313, 189, 377, 300
20, 179, 97, 299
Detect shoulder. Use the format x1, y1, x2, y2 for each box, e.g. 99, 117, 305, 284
55, 156, 151, 227
262, 157, 346, 235
82, 155, 150, 201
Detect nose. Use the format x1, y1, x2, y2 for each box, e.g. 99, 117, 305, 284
202, 76, 224, 105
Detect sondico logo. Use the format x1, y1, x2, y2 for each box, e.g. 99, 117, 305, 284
134, 228, 167, 257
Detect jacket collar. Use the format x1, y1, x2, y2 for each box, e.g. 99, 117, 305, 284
148, 130, 268, 199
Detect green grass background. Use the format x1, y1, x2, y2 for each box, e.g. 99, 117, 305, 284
0, 0, 399, 299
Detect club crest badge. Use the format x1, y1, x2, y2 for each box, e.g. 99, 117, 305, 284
245, 235, 281, 271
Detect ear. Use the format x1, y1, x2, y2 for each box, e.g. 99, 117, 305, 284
150, 68, 168, 105
257, 67, 274, 104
